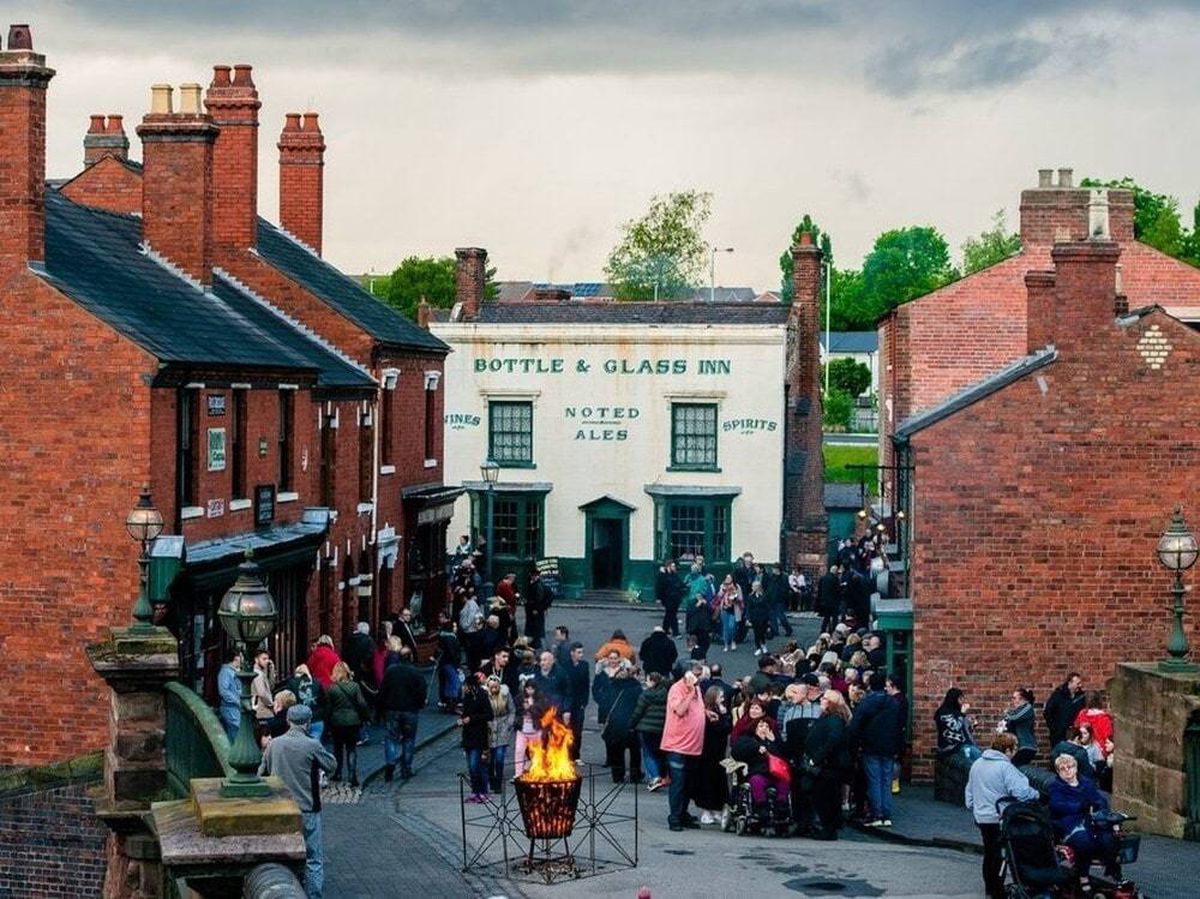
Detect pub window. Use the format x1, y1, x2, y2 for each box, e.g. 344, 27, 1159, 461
488, 400, 533, 467
470, 491, 544, 562
231, 389, 248, 500
278, 390, 294, 491
320, 409, 336, 508
654, 496, 733, 564
177, 388, 199, 510
670, 402, 718, 470
358, 405, 374, 503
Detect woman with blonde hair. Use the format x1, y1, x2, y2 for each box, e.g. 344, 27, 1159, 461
485, 675, 515, 793
326, 661, 371, 787
803, 689, 852, 839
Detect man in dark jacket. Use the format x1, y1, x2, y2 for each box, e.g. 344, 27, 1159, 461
816, 565, 841, 633
378, 648, 427, 781
640, 626, 678, 677
532, 650, 573, 720
848, 671, 901, 826
1043, 673, 1085, 746
343, 621, 375, 687
764, 564, 794, 638
566, 642, 591, 759
479, 647, 520, 698
655, 561, 684, 637
699, 662, 736, 707
393, 608, 419, 659
524, 569, 552, 649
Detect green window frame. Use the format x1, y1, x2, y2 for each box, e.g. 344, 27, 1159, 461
669, 402, 718, 471
653, 495, 732, 564
488, 401, 534, 468
470, 491, 545, 563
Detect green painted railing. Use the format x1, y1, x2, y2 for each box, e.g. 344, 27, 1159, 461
164, 681, 233, 799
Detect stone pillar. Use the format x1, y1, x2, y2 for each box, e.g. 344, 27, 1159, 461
1108, 662, 1200, 839
87, 625, 179, 899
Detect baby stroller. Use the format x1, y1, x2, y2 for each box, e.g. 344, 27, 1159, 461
998, 800, 1142, 899
719, 758, 791, 837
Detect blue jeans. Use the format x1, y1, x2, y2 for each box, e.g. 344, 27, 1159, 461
385, 711, 419, 775
769, 602, 792, 636
720, 611, 737, 646
439, 663, 462, 704
666, 752, 691, 826
465, 748, 487, 795
219, 705, 240, 742
488, 744, 508, 792
301, 811, 324, 899
863, 754, 895, 821
639, 732, 662, 781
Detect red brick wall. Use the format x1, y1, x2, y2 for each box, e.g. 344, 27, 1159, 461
205, 65, 261, 251
278, 113, 324, 255
59, 155, 142, 215
907, 295, 1200, 776
0, 45, 53, 269
0, 273, 155, 766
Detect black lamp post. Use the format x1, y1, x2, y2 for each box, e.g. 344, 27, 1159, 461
480, 458, 499, 591
217, 550, 278, 797
125, 485, 164, 632
1156, 506, 1199, 673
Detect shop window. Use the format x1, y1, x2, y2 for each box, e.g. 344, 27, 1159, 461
471, 491, 544, 562
488, 401, 533, 467
654, 495, 733, 563
670, 403, 718, 470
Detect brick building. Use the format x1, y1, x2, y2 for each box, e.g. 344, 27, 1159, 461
894, 210, 1200, 774
0, 26, 450, 772
878, 168, 1200, 477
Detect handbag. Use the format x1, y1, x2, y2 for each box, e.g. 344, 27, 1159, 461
767, 752, 792, 787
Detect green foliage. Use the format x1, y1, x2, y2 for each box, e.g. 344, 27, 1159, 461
375, 255, 497, 320
1081, 176, 1200, 266
824, 443, 879, 483
962, 209, 1022, 274
861, 226, 958, 313
824, 357, 872, 398
778, 214, 832, 302
605, 190, 713, 301
822, 388, 854, 431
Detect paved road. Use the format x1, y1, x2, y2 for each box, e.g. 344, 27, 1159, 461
322, 604, 984, 898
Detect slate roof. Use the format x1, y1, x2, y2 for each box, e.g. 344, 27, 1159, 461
824, 482, 867, 509
820, 331, 879, 354
893, 345, 1058, 441
474, 301, 790, 326
255, 219, 448, 354
38, 188, 374, 388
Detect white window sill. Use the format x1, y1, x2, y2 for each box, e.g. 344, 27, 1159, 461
229, 498, 252, 512
424, 459, 438, 469
357, 502, 374, 514
380, 465, 396, 475
277, 491, 299, 503
181, 506, 204, 521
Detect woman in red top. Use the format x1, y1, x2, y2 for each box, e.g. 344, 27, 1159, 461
306, 635, 341, 689
1071, 692, 1114, 758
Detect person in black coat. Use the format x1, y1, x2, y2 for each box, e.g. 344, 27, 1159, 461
343, 622, 376, 687
693, 686, 732, 824
848, 672, 902, 825
684, 592, 713, 659
393, 608, 419, 660
805, 690, 852, 839
531, 650, 573, 717
524, 569, 552, 649
565, 643, 590, 760
655, 561, 685, 636
731, 716, 787, 822
639, 627, 679, 677
816, 565, 842, 633
378, 651, 427, 781
599, 662, 643, 782
457, 675, 494, 801
1043, 673, 1085, 747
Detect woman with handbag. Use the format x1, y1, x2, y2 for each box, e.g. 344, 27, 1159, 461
730, 715, 789, 825
693, 686, 732, 825
326, 661, 371, 787
804, 689, 853, 840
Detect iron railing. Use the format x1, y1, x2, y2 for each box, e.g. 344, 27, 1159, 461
163, 681, 233, 799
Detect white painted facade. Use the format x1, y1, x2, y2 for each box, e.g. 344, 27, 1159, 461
431, 318, 789, 592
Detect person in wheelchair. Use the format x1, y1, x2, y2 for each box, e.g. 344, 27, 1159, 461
1048, 753, 1121, 880
731, 715, 790, 826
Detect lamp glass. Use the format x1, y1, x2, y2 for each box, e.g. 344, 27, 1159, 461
480, 458, 500, 485
125, 487, 164, 544
217, 553, 277, 647
1157, 508, 1199, 572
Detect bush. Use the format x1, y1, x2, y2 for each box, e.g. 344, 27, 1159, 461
824, 357, 872, 398
823, 389, 853, 431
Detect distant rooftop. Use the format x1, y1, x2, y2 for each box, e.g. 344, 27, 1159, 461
820, 331, 879, 354
473, 300, 789, 326
495, 281, 761, 304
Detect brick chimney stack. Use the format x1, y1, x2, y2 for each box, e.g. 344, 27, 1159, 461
83, 114, 129, 166
782, 229, 827, 569
1020, 166, 1134, 248
0, 24, 55, 271
1050, 239, 1122, 358
1024, 270, 1056, 353
205, 64, 260, 250
278, 111, 324, 254
455, 247, 488, 320
137, 82, 219, 285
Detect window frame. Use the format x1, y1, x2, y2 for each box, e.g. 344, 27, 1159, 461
653, 495, 733, 564
669, 402, 720, 472
487, 400, 535, 468
278, 390, 294, 492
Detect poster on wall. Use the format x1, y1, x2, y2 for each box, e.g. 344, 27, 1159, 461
207, 427, 226, 472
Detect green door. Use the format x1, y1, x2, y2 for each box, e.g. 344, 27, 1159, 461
580, 496, 635, 591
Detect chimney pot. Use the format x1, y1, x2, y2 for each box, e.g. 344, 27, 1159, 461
799, 230, 813, 247
1057, 167, 1073, 189
1088, 189, 1111, 240
1038, 168, 1053, 188
150, 84, 173, 115
178, 83, 202, 115
6, 24, 32, 51
283, 112, 302, 132
232, 64, 254, 87
106, 113, 124, 134
302, 112, 321, 132
211, 64, 232, 87
88, 114, 106, 134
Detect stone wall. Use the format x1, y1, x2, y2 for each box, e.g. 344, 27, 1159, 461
1109, 662, 1200, 839
0, 754, 108, 897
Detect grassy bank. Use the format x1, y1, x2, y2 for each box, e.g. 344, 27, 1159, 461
824, 443, 878, 483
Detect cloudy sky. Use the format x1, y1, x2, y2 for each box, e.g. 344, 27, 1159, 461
21, 1, 1200, 289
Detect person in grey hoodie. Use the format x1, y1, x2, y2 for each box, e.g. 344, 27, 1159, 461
260, 704, 337, 899
965, 732, 1040, 899
1000, 687, 1038, 767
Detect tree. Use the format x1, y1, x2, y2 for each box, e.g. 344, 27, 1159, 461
375, 255, 497, 320
961, 209, 1021, 274
822, 389, 853, 431
778, 214, 832, 302
860, 226, 958, 320
824, 356, 872, 398
605, 190, 712, 301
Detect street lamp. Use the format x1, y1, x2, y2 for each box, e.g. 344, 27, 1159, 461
1157, 506, 1199, 673
710, 247, 734, 303
480, 459, 500, 592
217, 550, 278, 797
125, 484, 164, 631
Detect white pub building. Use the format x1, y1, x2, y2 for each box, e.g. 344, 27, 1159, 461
429, 244, 827, 597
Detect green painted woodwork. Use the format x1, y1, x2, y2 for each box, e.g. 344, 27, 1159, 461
164, 682, 232, 800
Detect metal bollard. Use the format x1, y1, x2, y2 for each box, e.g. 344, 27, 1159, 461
243, 862, 306, 899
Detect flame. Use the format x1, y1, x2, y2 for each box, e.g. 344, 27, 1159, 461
520, 707, 577, 782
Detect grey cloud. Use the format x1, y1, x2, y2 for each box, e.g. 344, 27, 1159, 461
869, 35, 1050, 97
